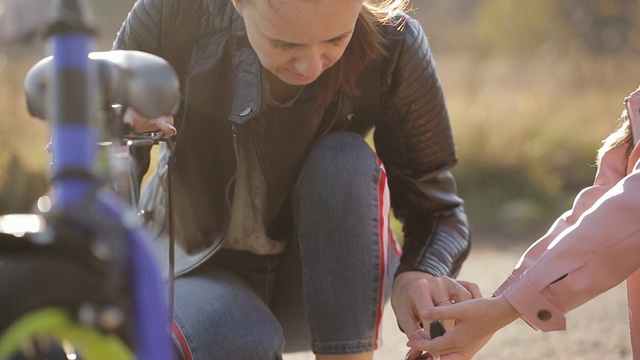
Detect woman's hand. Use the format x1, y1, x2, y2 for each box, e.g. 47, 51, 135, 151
123, 107, 177, 136
391, 272, 482, 360
44, 108, 177, 155
405, 295, 521, 360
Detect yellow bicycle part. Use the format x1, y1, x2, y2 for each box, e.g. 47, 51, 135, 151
0, 307, 134, 360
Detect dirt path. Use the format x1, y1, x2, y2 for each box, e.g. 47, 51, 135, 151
285, 242, 632, 360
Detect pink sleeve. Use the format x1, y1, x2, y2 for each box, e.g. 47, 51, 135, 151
494, 144, 631, 331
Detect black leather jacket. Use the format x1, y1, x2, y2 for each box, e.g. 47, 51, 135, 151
113, 0, 470, 278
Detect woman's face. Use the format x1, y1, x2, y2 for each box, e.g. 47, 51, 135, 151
232, 0, 362, 85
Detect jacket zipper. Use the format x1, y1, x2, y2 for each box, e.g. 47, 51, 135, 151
220, 123, 239, 246
227, 123, 239, 210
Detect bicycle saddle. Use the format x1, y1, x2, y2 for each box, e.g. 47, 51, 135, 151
24, 50, 181, 120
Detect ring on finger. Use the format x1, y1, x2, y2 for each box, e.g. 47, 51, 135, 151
449, 285, 464, 303
449, 284, 464, 298
435, 297, 450, 305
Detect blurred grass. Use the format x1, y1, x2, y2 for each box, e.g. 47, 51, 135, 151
438, 51, 639, 238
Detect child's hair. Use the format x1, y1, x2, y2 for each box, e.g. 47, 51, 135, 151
597, 115, 633, 166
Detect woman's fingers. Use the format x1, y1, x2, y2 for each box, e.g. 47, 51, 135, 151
393, 275, 482, 334
154, 116, 177, 136
406, 329, 438, 360
408, 297, 513, 356
407, 302, 470, 351
460, 281, 483, 299
449, 281, 481, 304
123, 108, 177, 136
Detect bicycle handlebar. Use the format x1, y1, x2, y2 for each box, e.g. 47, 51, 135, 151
24, 50, 181, 121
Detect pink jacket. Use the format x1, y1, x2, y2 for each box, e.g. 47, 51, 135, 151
494, 86, 640, 358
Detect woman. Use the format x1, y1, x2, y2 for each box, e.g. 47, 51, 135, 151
114, 0, 476, 359
407, 85, 640, 360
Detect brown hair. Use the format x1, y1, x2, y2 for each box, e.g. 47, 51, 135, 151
240, 0, 409, 109
314, 0, 408, 109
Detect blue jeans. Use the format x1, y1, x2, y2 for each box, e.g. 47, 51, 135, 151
171, 132, 400, 359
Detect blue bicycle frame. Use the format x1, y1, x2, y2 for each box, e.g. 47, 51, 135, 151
44, 0, 174, 359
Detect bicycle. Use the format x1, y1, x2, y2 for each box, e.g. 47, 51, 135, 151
0, 0, 180, 359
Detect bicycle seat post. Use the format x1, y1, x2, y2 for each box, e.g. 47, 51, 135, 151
45, 0, 98, 208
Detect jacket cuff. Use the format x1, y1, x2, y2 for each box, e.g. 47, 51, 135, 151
501, 276, 567, 332
394, 207, 470, 278
395, 258, 449, 278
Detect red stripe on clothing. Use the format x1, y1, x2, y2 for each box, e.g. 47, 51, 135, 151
172, 321, 193, 360
375, 158, 390, 348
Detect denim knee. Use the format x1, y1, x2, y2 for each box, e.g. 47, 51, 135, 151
296, 131, 378, 194
291, 131, 389, 355
171, 269, 285, 360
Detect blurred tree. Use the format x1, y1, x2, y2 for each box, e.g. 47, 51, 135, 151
472, 0, 568, 55
562, 0, 638, 53
415, 0, 640, 55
